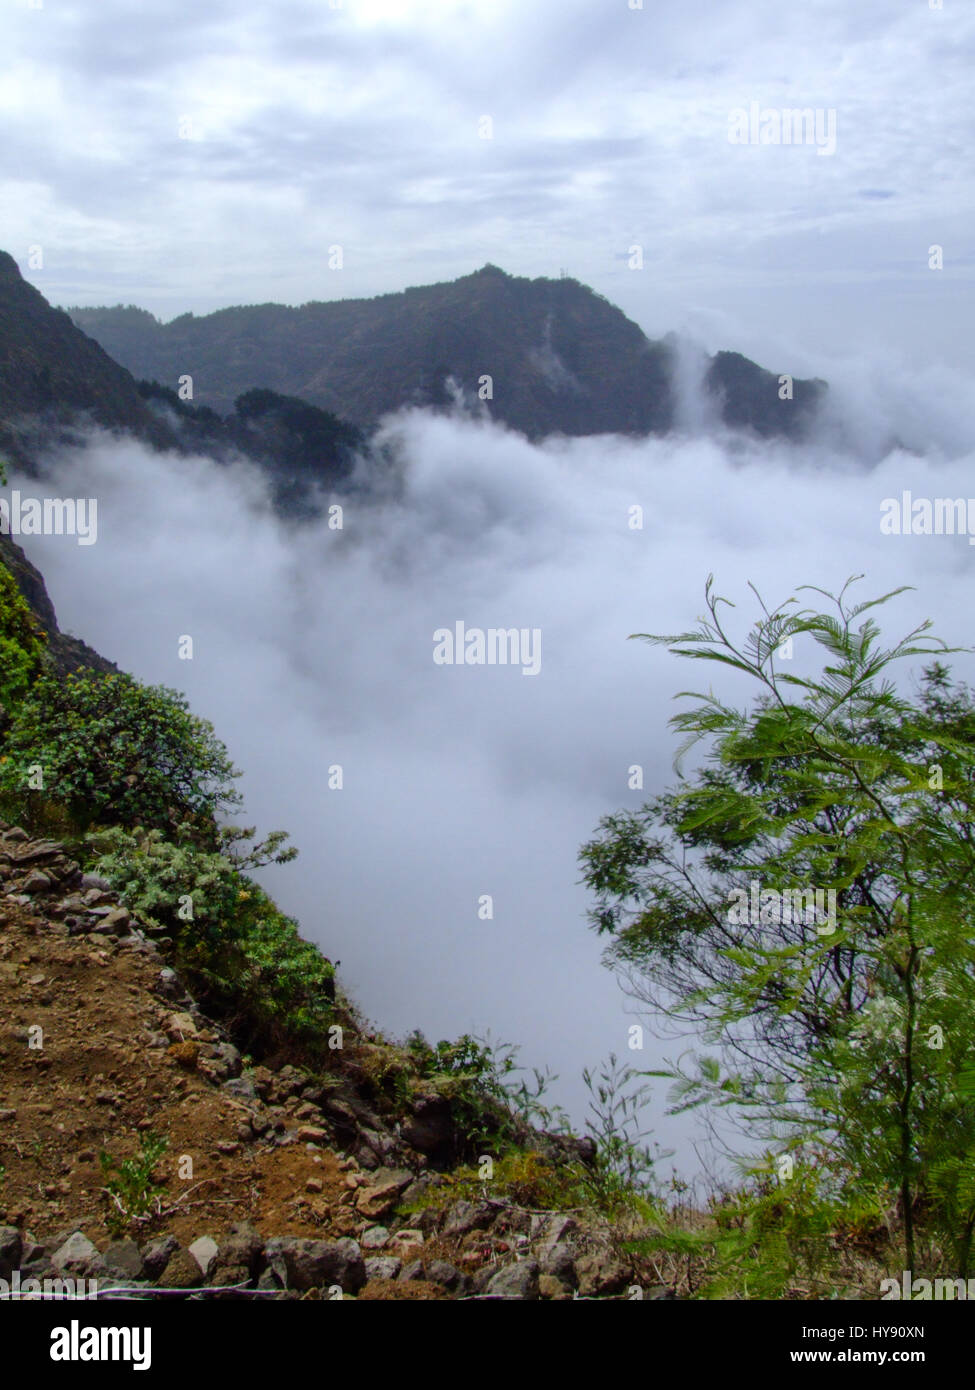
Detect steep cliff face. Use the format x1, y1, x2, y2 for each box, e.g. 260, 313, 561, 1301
0, 251, 172, 470
68, 263, 826, 442
0, 533, 115, 679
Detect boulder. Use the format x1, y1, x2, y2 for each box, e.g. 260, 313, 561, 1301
165, 1011, 199, 1040
361, 1226, 389, 1250
50, 1231, 99, 1275
539, 1274, 573, 1300
0, 1226, 22, 1279
161, 1248, 205, 1288
21, 869, 52, 894
101, 1240, 145, 1281
425, 1260, 469, 1295
539, 1240, 577, 1287
188, 1236, 219, 1277
442, 1199, 495, 1237
389, 1230, 424, 1253
401, 1091, 455, 1157
575, 1250, 632, 1297
140, 1234, 179, 1280
263, 1237, 365, 1293
353, 1168, 413, 1220
222, 1076, 258, 1102
364, 1255, 402, 1282
485, 1258, 540, 1300
212, 1224, 263, 1279
201, 1042, 242, 1081
537, 1213, 577, 1248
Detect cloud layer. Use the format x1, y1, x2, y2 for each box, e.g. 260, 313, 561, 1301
16, 364, 975, 1168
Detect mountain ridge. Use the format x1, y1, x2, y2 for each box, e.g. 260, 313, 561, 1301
65, 262, 826, 443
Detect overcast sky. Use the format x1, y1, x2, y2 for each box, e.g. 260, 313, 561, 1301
3, 0, 972, 375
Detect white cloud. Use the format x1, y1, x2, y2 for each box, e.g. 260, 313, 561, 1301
18, 361, 975, 1169
0, 0, 968, 368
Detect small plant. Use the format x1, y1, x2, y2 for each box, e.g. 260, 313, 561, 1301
99, 1132, 169, 1236
404, 1030, 569, 1154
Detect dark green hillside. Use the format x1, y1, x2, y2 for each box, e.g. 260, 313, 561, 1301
69, 264, 826, 442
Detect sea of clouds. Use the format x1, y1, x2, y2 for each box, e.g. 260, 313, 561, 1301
15, 355, 975, 1175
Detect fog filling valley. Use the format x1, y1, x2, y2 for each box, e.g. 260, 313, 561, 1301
17, 357, 975, 1173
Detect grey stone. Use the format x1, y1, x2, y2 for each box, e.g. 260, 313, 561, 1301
205, 1042, 242, 1080
354, 1168, 413, 1220
485, 1258, 541, 1300
539, 1213, 577, 1249
0, 1226, 22, 1279
140, 1234, 179, 1280
188, 1236, 219, 1276
397, 1259, 426, 1282
222, 1076, 258, 1101
472, 1263, 497, 1295
360, 1225, 389, 1250
81, 872, 112, 890
263, 1237, 365, 1293
101, 1239, 144, 1280
442, 1199, 494, 1236
425, 1260, 469, 1294
51, 1231, 99, 1275
401, 1090, 455, 1156
212, 1226, 262, 1277
575, 1250, 632, 1297
539, 1240, 577, 1286
156, 968, 182, 997
161, 1248, 204, 1288
364, 1255, 402, 1282
21, 869, 52, 893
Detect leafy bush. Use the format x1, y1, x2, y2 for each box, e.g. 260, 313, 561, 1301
0, 671, 242, 833
404, 1030, 567, 1152
89, 824, 336, 1061
0, 558, 47, 712
88, 825, 242, 928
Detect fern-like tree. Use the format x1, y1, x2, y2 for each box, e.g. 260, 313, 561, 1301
579, 576, 975, 1274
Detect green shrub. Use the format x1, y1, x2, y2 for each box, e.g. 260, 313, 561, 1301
0, 671, 242, 833
403, 1031, 567, 1155
0, 559, 46, 712
99, 1132, 169, 1237
88, 825, 241, 927
90, 825, 335, 1061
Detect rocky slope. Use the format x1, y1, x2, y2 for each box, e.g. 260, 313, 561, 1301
0, 532, 116, 681
0, 252, 171, 471
0, 822, 664, 1300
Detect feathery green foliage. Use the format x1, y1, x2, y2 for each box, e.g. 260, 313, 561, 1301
581, 577, 975, 1273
